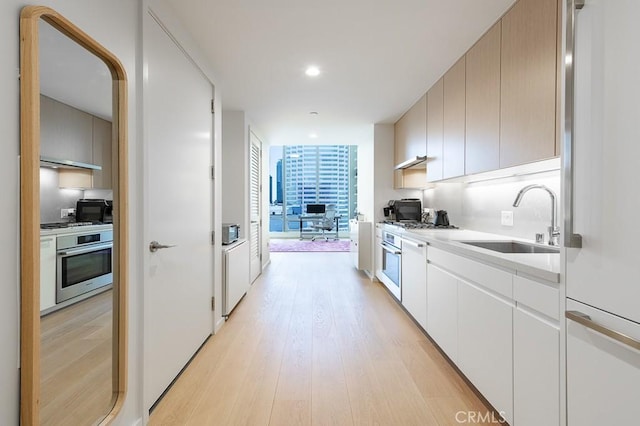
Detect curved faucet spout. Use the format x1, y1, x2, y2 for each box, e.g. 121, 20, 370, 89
512, 184, 559, 246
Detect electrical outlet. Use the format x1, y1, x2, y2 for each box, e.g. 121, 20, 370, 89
501, 210, 514, 227
60, 208, 74, 218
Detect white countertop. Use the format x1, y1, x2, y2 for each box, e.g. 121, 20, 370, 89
40, 224, 114, 237
222, 238, 247, 251
377, 224, 560, 283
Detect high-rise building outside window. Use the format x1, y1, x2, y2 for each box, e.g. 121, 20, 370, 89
269, 145, 357, 233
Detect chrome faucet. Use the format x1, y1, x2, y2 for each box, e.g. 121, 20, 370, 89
512, 184, 560, 246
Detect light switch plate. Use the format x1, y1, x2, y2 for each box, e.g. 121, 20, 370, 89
501, 210, 514, 227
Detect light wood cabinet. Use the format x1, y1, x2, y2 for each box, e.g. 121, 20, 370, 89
500, 0, 558, 168
394, 94, 427, 188
92, 116, 112, 189
394, 94, 427, 163
40, 236, 56, 312
40, 95, 93, 163
426, 78, 444, 182
465, 22, 501, 175
443, 57, 466, 179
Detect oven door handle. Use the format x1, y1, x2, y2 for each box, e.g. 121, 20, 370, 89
57, 242, 113, 256
379, 242, 401, 255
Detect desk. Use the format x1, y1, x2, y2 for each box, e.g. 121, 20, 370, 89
297, 214, 342, 240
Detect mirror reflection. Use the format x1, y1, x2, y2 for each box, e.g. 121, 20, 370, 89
38, 19, 116, 425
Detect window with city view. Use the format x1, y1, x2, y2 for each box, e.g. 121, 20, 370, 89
269, 145, 357, 233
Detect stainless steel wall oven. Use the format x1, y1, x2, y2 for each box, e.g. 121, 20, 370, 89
56, 229, 113, 303
378, 230, 402, 300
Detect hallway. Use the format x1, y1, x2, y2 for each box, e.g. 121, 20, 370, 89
149, 252, 494, 425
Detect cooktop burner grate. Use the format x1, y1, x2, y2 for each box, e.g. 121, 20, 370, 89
40, 221, 96, 229
382, 220, 458, 230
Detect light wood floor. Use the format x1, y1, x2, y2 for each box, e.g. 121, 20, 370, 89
40, 290, 114, 426
150, 252, 495, 425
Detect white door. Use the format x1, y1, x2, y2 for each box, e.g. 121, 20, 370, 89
143, 15, 214, 410
249, 130, 262, 283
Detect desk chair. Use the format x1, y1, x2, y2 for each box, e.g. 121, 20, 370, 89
311, 205, 337, 241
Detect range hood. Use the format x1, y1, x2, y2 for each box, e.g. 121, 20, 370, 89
40, 156, 102, 171
395, 155, 427, 170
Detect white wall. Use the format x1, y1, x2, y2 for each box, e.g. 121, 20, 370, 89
221, 111, 249, 238
221, 110, 271, 270
372, 124, 422, 224
424, 166, 561, 241
356, 133, 374, 222
369, 124, 422, 273
0, 0, 140, 424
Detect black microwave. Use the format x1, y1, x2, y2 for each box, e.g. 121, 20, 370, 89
391, 199, 422, 221
76, 199, 112, 223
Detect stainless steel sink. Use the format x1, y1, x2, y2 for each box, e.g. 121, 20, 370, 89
460, 240, 560, 254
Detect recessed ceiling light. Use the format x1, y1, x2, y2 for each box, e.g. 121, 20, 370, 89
305, 66, 320, 77
308, 133, 318, 139
309, 111, 319, 115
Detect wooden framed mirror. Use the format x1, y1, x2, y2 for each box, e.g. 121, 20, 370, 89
20, 6, 128, 425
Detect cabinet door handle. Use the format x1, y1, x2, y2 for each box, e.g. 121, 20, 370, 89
402, 239, 425, 249
566, 310, 640, 351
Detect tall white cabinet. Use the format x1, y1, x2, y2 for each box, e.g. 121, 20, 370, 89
40, 236, 57, 311
349, 220, 372, 273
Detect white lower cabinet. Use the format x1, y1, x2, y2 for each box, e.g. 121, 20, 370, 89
350, 220, 372, 272
425, 246, 561, 426
401, 238, 427, 329
426, 263, 458, 362
513, 306, 559, 426
458, 279, 513, 424
566, 299, 640, 426
374, 227, 383, 280
40, 236, 57, 311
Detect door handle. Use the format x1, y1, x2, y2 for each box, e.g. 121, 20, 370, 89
149, 241, 176, 253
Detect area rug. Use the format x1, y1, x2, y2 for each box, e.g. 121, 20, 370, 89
269, 239, 350, 252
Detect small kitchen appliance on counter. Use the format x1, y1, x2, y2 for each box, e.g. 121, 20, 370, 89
75, 199, 112, 224
433, 210, 450, 227
222, 223, 240, 245
384, 199, 422, 222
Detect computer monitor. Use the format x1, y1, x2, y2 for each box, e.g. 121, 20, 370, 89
306, 204, 326, 214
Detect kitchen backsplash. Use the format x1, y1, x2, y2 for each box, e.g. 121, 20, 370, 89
40, 168, 84, 223
40, 168, 114, 223
424, 168, 561, 242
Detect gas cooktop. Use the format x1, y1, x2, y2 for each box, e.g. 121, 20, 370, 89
382, 220, 459, 230
40, 221, 96, 230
